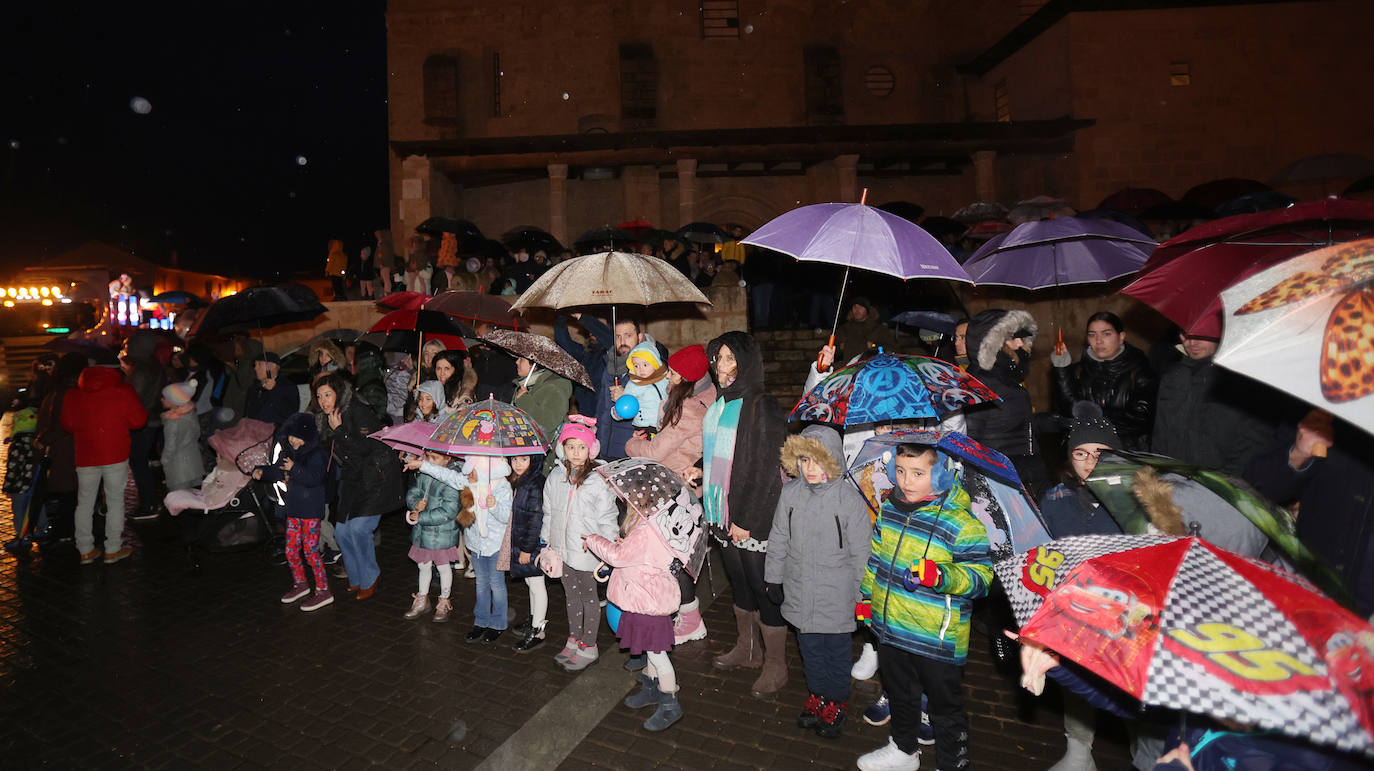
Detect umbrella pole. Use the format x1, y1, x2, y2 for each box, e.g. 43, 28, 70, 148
822, 265, 852, 370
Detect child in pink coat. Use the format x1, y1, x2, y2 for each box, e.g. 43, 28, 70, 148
583, 511, 683, 732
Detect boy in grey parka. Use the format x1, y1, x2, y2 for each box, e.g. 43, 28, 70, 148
764, 424, 872, 739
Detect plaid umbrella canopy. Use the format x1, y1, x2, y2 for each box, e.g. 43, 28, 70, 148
996, 534, 1374, 757
595, 458, 708, 579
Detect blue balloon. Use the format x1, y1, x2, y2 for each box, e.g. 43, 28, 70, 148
614, 394, 640, 420
605, 601, 622, 634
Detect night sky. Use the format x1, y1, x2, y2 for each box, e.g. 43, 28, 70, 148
1, 2, 389, 280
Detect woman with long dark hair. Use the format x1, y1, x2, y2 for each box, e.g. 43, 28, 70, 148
684, 332, 788, 697
1051, 310, 1158, 450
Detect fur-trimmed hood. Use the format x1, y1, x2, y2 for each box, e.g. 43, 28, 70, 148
308, 339, 347, 372
780, 424, 845, 486
967, 309, 1037, 372
1133, 466, 1186, 536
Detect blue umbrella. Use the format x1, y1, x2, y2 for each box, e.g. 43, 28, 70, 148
790, 352, 1000, 426
848, 430, 1051, 561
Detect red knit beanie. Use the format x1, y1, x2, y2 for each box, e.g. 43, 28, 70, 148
667, 344, 709, 382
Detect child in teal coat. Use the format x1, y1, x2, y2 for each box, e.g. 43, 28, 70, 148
403, 449, 463, 622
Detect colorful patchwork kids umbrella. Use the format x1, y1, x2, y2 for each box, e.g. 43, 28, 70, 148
790, 350, 1000, 426
424, 397, 549, 457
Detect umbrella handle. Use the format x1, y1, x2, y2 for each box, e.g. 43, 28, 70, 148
817, 334, 835, 371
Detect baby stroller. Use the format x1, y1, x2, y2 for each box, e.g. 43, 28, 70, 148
165, 417, 279, 570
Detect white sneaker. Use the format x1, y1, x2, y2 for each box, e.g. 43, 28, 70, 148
852, 641, 879, 680
857, 737, 920, 771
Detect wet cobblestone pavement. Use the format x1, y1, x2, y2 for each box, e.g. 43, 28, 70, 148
0, 417, 1133, 769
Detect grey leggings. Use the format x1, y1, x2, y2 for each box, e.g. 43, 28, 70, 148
562, 568, 601, 645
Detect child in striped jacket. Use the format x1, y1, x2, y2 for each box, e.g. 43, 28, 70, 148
855, 443, 993, 771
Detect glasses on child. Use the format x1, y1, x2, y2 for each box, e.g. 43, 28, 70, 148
1070, 448, 1102, 462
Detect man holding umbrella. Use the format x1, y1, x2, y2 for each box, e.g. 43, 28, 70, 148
558, 314, 667, 460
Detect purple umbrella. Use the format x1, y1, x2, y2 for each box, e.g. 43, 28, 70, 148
962, 216, 1156, 289
741, 192, 973, 358
370, 421, 439, 454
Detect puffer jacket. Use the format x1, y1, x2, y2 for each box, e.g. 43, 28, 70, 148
405, 470, 462, 550
541, 454, 620, 573
585, 518, 679, 616
861, 478, 994, 665
963, 309, 1038, 458
764, 425, 873, 633
316, 381, 403, 521
60, 366, 148, 467
256, 413, 328, 518
123, 331, 167, 428
506, 466, 547, 579
623, 382, 716, 477
1053, 342, 1157, 450
513, 367, 572, 440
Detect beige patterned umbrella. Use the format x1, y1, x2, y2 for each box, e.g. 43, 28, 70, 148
509, 250, 711, 311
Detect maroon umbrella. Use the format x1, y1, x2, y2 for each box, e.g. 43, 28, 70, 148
1123, 199, 1374, 336
1096, 188, 1172, 216
423, 290, 525, 330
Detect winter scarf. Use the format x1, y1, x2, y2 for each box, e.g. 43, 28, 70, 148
701, 397, 742, 529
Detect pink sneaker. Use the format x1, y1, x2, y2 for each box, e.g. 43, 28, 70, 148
300, 589, 334, 612
554, 635, 578, 666
673, 598, 708, 644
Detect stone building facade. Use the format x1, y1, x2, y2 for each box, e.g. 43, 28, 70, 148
385, 0, 1373, 244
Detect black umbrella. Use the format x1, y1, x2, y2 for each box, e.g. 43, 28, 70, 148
677, 221, 731, 244
415, 217, 483, 240
464, 237, 510, 262
1140, 201, 1216, 222
1214, 191, 1298, 217
918, 216, 968, 241
573, 226, 633, 253
192, 284, 327, 336
877, 201, 926, 223
42, 336, 119, 364
150, 290, 204, 306
501, 226, 563, 255
1076, 208, 1153, 239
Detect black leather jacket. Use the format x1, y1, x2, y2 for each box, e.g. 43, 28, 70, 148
1053, 343, 1157, 450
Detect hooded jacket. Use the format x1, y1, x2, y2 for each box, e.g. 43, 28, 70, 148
256, 413, 328, 518
220, 337, 263, 428
963, 309, 1038, 458
861, 473, 993, 666
619, 340, 669, 428
34, 353, 86, 492
412, 379, 447, 423
1053, 342, 1157, 450
764, 425, 873, 633
405, 464, 462, 551
316, 380, 403, 521
1132, 466, 1271, 560
585, 515, 680, 617
307, 339, 346, 380
703, 331, 787, 535
541, 448, 619, 573
623, 382, 717, 477
60, 366, 148, 467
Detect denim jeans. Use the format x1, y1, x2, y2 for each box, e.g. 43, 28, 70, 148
334, 514, 381, 589
472, 553, 507, 630
74, 461, 129, 554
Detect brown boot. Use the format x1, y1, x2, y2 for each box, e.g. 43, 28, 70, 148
750, 622, 789, 697
712, 607, 762, 670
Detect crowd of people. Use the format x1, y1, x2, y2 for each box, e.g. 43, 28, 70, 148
5, 277, 1374, 770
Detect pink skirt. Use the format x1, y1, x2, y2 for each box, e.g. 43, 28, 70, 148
409, 544, 461, 565
616, 611, 674, 655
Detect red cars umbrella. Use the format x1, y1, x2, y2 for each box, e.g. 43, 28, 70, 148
1123, 199, 1374, 336
997, 534, 1374, 758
